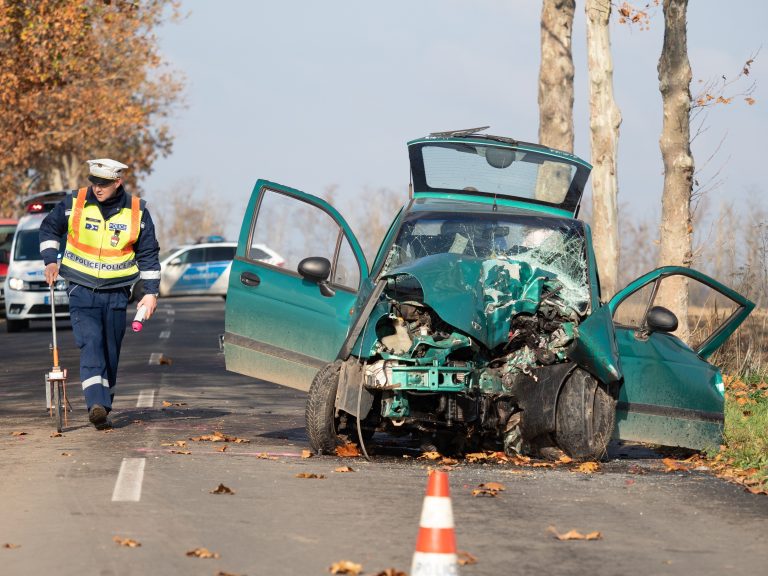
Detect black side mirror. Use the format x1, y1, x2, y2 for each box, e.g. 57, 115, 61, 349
646, 306, 678, 333
298, 256, 335, 297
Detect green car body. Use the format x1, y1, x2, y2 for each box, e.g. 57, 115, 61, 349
224, 128, 754, 459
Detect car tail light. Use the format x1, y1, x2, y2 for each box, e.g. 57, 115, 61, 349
27, 202, 44, 213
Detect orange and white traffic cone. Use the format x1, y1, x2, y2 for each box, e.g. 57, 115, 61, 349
411, 470, 460, 576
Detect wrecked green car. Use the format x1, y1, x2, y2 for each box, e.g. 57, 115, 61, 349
224, 127, 754, 459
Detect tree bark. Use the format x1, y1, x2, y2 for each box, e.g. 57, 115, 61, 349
656, 0, 694, 342
586, 0, 622, 300
538, 0, 575, 153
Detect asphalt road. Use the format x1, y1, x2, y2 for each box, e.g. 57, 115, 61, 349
1, 298, 767, 576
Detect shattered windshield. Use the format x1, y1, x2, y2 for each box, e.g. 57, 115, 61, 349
382, 212, 590, 313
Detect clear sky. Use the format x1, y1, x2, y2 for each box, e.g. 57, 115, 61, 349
144, 0, 767, 242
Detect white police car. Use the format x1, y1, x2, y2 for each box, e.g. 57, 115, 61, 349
4, 192, 69, 332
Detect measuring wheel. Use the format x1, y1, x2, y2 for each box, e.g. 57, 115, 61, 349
47, 368, 68, 433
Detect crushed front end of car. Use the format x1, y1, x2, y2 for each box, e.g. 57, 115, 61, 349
307, 210, 620, 460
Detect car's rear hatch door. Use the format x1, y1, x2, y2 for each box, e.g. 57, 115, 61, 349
408, 132, 591, 218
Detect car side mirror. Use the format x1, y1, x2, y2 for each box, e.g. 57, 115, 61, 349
646, 306, 678, 333
298, 256, 335, 297
169, 257, 182, 266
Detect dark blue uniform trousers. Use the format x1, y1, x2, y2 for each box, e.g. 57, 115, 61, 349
68, 284, 129, 411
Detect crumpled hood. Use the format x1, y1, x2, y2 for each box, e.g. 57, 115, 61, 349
382, 253, 560, 350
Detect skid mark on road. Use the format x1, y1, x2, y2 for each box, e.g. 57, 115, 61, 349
136, 390, 155, 408
112, 458, 146, 502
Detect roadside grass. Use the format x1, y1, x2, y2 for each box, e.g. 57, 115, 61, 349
707, 374, 768, 494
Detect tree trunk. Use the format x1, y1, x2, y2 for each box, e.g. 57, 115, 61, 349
539, 0, 575, 152
537, 0, 575, 204
586, 0, 622, 300
656, 0, 694, 342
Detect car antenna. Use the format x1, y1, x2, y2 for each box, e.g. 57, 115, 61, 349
408, 171, 413, 199
492, 193, 498, 211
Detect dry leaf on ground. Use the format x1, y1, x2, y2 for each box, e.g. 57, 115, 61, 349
373, 569, 406, 576
296, 473, 326, 479
465, 452, 491, 463
11, 431, 27, 436
548, 526, 602, 541
336, 443, 361, 457
662, 458, 691, 472
161, 440, 187, 447
216, 572, 243, 576
440, 457, 459, 466
210, 483, 235, 495
256, 452, 278, 460
61, 452, 71, 457
186, 547, 220, 559
334, 466, 355, 473
329, 560, 363, 575
113, 536, 141, 547
573, 461, 600, 474
301, 449, 313, 458
418, 451, 442, 460
3, 543, 21, 549
161, 400, 186, 407
170, 450, 192, 455
190, 430, 249, 443
217, 445, 228, 453
472, 481, 506, 497
50, 432, 62, 438
457, 550, 478, 565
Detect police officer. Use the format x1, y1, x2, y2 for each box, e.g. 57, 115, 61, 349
40, 159, 160, 430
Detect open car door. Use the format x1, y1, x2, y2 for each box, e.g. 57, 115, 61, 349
224, 180, 368, 391
608, 266, 754, 450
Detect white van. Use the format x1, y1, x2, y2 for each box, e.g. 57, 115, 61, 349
4, 191, 69, 332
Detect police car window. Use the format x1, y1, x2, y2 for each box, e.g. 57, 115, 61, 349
13, 230, 41, 261
207, 246, 236, 261
251, 247, 269, 260
181, 248, 206, 264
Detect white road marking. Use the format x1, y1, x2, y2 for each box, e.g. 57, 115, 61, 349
136, 390, 155, 408
112, 458, 146, 502
159, 330, 171, 339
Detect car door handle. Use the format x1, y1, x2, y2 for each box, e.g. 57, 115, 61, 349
240, 271, 261, 287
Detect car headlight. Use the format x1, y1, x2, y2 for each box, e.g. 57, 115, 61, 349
8, 277, 25, 291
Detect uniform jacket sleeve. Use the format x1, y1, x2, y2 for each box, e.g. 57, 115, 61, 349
39, 195, 73, 266
135, 207, 161, 295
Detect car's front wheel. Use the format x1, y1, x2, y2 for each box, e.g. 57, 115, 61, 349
305, 361, 344, 454
554, 368, 616, 461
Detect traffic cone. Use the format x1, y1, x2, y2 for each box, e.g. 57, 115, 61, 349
411, 470, 460, 576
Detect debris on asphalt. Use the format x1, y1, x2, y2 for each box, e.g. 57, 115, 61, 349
547, 526, 602, 541
186, 547, 220, 559
210, 483, 235, 495
113, 536, 141, 548
329, 560, 363, 575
